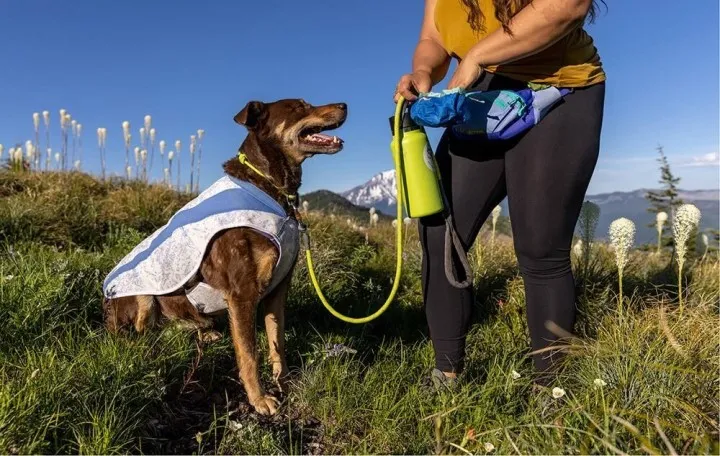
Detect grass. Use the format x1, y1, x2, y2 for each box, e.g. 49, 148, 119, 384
0, 169, 718, 455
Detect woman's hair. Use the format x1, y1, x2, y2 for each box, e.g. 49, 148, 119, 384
460, 0, 605, 34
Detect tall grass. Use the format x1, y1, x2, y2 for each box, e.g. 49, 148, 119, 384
0, 169, 717, 455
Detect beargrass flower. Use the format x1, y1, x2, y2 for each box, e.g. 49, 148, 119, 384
42, 110, 50, 127
33, 112, 40, 131
491, 205, 501, 251
609, 217, 635, 313
656, 211, 668, 253
144, 114, 152, 132
673, 204, 701, 310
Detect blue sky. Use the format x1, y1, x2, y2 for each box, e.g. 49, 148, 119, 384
0, 0, 717, 195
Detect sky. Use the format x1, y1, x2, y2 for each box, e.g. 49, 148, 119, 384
0, 0, 718, 195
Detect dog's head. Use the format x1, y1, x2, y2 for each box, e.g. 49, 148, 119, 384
234, 98, 347, 163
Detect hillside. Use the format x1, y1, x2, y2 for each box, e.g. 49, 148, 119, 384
300, 189, 393, 220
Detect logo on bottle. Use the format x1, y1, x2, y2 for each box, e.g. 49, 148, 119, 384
423, 143, 435, 171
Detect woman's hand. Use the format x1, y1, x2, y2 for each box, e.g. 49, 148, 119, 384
446, 57, 483, 91
394, 70, 432, 102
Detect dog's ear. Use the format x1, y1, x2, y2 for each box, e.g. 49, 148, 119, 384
234, 101, 266, 129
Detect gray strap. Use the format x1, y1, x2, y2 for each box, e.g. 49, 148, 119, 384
444, 214, 473, 289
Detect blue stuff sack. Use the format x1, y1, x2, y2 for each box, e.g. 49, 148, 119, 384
409, 86, 572, 141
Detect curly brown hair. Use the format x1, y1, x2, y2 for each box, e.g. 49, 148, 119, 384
460, 0, 605, 35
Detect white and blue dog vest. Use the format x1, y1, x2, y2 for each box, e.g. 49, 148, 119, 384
103, 175, 300, 314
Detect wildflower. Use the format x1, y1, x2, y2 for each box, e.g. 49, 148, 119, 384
42, 110, 50, 126
572, 239, 583, 257
197, 129, 205, 139
175, 140, 181, 152
144, 115, 152, 132
149, 128, 156, 144
126, 166, 132, 179
673, 204, 701, 269
491, 205, 502, 250
609, 217, 635, 312
511, 370, 521, 380
371, 213, 379, 226
302, 200, 309, 212
163, 167, 169, 182
392, 219, 398, 228
33, 112, 40, 131
139, 127, 146, 145
593, 378, 607, 388
168, 151, 175, 161
71, 119, 77, 135
551, 387, 566, 399
76, 123, 82, 136
159, 140, 166, 156
25, 140, 35, 160
346, 218, 352, 226
59, 109, 67, 126
0, 144, 4, 159
134, 147, 141, 164
140, 149, 147, 162
673, 204, 701, 310
484, 442, 495, 452
702, 233, 709, 260
74, 160, 81, 170
656, 211, 668, 253
54, 152, 60, 163
403, 217, 411, 226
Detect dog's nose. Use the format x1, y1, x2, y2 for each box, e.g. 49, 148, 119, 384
336, 103, 347, 111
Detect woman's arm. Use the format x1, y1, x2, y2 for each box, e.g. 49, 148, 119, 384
447, 0, 594, 89
412, 0, 452, 85
468, 0, 593, 68
395, 0, 452, 101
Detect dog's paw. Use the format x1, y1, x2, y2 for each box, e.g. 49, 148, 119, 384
200, 330, 223, 343
250, 394, 280, 416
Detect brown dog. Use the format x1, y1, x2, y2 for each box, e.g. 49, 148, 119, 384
103, 98, 347, 415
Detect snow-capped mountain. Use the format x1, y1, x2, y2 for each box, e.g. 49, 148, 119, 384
341, 170, 719, 243
340, 170, 397, 215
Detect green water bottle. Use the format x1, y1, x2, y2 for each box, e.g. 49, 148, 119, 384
389, 110, 445, 218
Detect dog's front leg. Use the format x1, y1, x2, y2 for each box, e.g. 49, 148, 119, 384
263, 272, 292, 392
225, 292, 279, 416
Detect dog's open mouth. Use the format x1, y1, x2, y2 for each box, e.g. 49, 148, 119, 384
299, 122, 344, 152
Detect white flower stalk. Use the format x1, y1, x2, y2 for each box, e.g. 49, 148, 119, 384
134, 147, 140, 166
609, 217, 635, 313
33, 112, 40, 131
371, 213, 379, 226
573, 239, 583, 258
163, 167, 169, 183
0, 144, 3, 160
403, 217, 411, 226
97, 127, 107, 180
701, 233, 709, 261
139, 127, 146, 147
175, 140, 182, 190
33, 113, 41, 166
42, 111, 50, 170
126, 165, 132, 179
673, 204, 701, 311
122, 121, 131, 171
140, 149, 148, 182
25, 141, 35, 164
46, 148, 52, 171
144, 114, 152, 132
74, 160, 81, 170
70, 119, 78, 168
167, 151, 175, 186
302, 200, 309, 213
369, 207, 376, 226
148, 128, 157, 174
195, 130, 205, 192
552, 387, 566, 399
159, 140, 166, 156
656, 211, 668, 253
54, 152, 60, 167
59, 109, 68, 170
76, 123, 83, 168
491, 205, 502, 251
392, 219, 398, 228
189, 135, 197, 191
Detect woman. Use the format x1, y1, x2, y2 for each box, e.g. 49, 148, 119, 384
394, 0, 606, 386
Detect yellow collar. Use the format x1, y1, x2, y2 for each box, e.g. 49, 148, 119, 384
237, 152, 298, 204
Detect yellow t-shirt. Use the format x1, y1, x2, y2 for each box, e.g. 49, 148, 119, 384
434, 0, 606, 87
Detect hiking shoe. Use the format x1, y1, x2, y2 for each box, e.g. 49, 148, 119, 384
420, 368, 459, 393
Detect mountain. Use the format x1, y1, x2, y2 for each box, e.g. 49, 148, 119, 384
341, 169, 719, 245
300, 189, 393, 221
340, 170, 397, 215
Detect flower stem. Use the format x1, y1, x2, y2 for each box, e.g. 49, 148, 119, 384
677, 263, 684, 315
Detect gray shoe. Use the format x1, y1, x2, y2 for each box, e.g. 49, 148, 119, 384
421, 368, 458, 392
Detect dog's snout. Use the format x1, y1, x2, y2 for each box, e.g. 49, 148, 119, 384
336, 103, 347, 112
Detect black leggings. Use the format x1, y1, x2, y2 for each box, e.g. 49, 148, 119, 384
419, 71, 605, 378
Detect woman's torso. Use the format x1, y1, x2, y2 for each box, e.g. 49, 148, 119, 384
434, 0, 606, 87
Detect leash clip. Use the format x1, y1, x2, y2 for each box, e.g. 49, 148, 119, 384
299, 222, 310, 250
